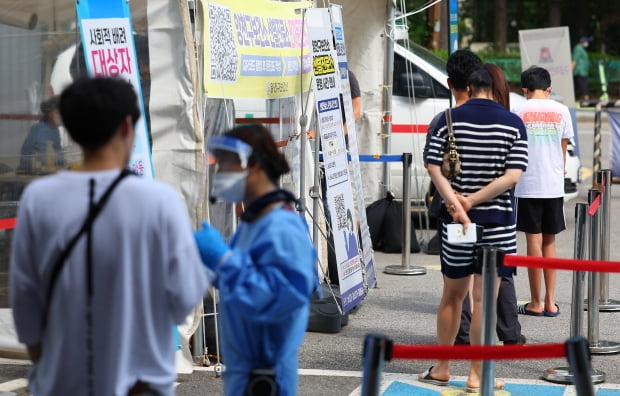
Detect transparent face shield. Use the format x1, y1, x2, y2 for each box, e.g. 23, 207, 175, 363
207, 135, 253, 170
207, 135, 253, 204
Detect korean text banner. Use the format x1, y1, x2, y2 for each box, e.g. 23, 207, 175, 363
202, 0, 312, 99
75, 0, 153, 178
307, 7, 364, 313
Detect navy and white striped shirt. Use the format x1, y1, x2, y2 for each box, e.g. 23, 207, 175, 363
426, 99, 528, 226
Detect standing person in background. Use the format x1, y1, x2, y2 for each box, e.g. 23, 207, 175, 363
419, 69, 528, 391
18, 96, 64, 173
514, 66, 573, 318
455, 63, 525, 346
194, 124, 318, 396
347, 69, 362, 123
423, 53, 525, 347
572, 36, 591, 101
10, 77, 209, 396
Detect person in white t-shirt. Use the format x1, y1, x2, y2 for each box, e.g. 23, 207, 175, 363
10, 77, 209, 396
513, 66, 573, 318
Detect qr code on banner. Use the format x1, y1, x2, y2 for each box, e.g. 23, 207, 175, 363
208, 3, 238, 82
334, 193, 347, 230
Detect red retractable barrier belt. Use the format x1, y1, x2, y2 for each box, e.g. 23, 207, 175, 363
504, 255, 620, 273
0, 217, 16, 230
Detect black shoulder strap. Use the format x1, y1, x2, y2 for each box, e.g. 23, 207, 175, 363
45, 169, 133, 308
240, 188, 299, 222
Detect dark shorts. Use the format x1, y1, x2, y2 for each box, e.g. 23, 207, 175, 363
516, 197, 566, 234
441, 223, 517, 279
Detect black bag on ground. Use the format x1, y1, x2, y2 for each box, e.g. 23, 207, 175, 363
365, 192, 420, 253
381, 198, 420, 253
365, 192, 392, 249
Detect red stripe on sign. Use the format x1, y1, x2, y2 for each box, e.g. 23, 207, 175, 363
391, 124, 428, 133
0, 217, 16, 230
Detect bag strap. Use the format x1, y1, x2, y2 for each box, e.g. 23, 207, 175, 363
44, 169, 133, 315
445, 108, 454, 138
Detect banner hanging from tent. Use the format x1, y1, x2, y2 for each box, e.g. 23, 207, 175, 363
330, 4, 376, 290
306, 7, 364, 312
75, 0, 153, 178
202, 0, 312, 99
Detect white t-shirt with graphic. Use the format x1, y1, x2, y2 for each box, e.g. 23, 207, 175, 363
514, 98, 574, 198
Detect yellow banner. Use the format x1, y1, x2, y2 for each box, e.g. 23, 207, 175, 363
203, 0, 312, 99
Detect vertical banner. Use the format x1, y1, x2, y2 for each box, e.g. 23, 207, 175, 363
608, 110, 620, 178
75, 0, 153, 177
449, 0, 458, 53
519, 27, 575, 106
329, 5, 376, 290
306, 8, 364, 312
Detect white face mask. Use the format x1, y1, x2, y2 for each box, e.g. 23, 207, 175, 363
212, 171, 248, 203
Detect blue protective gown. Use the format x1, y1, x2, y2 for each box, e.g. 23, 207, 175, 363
214, 205, 317, 396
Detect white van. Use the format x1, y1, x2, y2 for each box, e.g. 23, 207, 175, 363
388, 40, 581, 203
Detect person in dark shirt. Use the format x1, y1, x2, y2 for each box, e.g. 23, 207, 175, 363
18, 96, 64, 173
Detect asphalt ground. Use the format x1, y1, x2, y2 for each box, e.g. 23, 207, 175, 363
1, 109, 619, 395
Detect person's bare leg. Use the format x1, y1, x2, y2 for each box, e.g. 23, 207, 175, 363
467, 275, 504, 389
542, 233, 558, 313
525, 233, 544, 313
420, 275, 471, 380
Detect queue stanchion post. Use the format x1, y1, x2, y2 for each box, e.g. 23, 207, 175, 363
566, 336, 596, 396
384, 153, 426, 276
543, 203, 605, 384
587, 189, 620, 354
361, 334, 392, 396
480, 247, 498, 396
596, 169, 620, 311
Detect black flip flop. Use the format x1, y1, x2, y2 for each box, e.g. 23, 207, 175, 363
517, 303, 543, 316
544, 303, 561, 317
418, 366, 449, 386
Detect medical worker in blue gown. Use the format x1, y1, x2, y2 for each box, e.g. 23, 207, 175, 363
195, 124, 318, 396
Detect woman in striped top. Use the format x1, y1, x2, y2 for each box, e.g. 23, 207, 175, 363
419, 68, 528, 391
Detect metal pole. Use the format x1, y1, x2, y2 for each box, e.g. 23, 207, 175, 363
543, 203, 604, 384
361, 334, 391, 396
402, 153, 412, 267
298, 113, 308, 216
480, 248, 497, 396
381, 1, 395, 196
312, 122, 321, 251
592, 103, 602, 186
596, 169, 620, 310
571, 203, 588, 338
192, 314, 205, 366
384, 154, 425, 275
566, 337, 596, 396
587, 189, 620, 354
588, 189, 601, 346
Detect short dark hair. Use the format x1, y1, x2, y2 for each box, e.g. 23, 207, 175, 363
224, 124, 290, 183
468, 68, 493, 96
520, 66, 551, 91
446, 50, 483, 90
59, 77, 140, 150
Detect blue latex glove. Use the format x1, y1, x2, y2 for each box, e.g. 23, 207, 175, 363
194, 221, 230, 269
